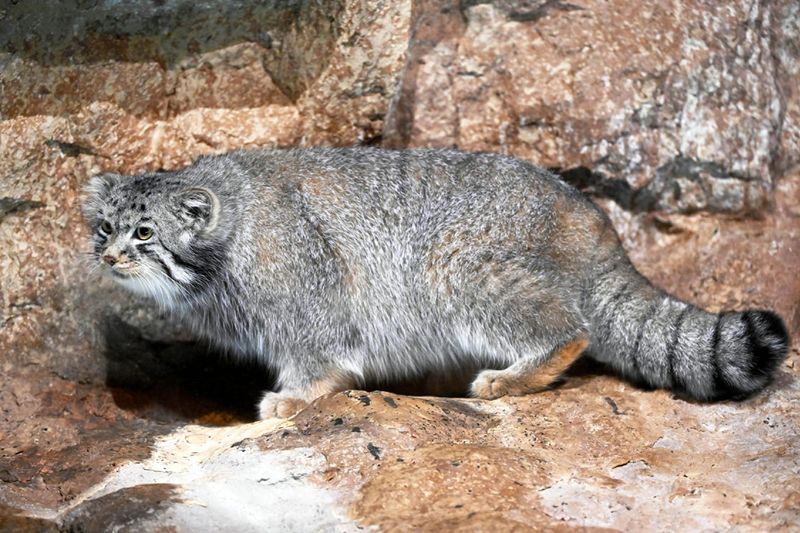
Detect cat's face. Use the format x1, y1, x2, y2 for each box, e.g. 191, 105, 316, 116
81, 172, 220, 307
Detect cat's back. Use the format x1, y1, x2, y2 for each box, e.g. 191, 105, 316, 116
232, 146, 586, 224
227, 147, 607, 276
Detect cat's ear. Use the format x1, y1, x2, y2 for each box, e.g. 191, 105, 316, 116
176, 187, 220, 234
84, 173, 120, 196
81, 173, 120, 219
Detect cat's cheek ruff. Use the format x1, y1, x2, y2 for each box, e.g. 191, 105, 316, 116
137, 242, 195, 285
114, 266, 184, 310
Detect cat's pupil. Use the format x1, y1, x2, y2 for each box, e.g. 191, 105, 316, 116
136, 226, 153, 240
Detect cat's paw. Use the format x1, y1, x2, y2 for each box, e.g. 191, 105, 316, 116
258, 392, 308, 420
470, 369, 512, 400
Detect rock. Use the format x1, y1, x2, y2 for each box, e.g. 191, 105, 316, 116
384, 0, 800, 215
3, 371, 798, 529
60, 484, 181, 532
0, 504, 58, 533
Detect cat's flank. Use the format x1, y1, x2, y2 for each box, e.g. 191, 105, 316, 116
82, 148, 789, 419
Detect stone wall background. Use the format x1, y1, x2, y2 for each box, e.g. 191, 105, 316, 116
1, 0, 799, 382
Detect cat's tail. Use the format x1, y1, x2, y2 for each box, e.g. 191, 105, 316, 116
582, 250, 789, 400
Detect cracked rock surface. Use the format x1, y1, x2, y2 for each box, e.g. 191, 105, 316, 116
1, 0, 799, 530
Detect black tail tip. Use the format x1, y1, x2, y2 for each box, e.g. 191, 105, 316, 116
710, 309, 791, 401
742, 309, 791, 379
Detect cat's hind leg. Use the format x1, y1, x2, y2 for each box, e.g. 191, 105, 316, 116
470, 336, 588, 399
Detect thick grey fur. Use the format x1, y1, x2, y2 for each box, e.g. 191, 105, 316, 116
82, 148, 790, 416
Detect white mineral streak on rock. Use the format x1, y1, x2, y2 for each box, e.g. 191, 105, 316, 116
78, 420, 363, 531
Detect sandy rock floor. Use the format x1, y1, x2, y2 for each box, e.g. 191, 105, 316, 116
1, 176, 798, 531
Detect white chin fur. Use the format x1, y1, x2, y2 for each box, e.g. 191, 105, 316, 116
112, 270, 182, 309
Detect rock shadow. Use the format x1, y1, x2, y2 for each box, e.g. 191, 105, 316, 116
101, 316, 274, 424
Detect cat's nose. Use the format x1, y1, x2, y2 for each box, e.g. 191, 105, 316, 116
103, 254, 118, 266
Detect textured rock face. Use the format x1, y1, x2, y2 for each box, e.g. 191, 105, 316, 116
1, 0, 799, 530
385, 0, 800, 215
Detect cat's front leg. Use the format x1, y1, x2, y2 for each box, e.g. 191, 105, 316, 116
258, 367, 359, 420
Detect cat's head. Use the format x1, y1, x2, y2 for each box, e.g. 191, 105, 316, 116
81, 171, 224, 307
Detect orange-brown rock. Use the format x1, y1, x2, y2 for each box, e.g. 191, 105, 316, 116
384, 0, 800, 215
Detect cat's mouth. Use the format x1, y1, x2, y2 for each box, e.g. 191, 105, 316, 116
108, 263, 139, 277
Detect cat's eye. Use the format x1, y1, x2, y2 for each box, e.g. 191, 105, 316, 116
136, 226, 154, 240
99, 220, 113, 234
